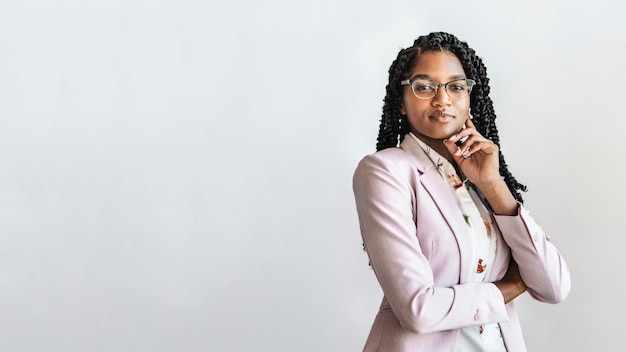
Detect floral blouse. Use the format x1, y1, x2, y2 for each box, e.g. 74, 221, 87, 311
410, 133, 507, 352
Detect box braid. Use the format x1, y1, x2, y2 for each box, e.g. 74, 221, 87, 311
375, 32, 527, 202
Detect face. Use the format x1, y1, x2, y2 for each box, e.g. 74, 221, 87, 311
400, 50, 471, 141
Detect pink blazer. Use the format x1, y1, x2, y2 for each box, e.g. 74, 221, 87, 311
353, 136, 570, 352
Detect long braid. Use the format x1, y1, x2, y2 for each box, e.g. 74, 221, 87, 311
376, 32, 527, 202
376, 48, 415, 151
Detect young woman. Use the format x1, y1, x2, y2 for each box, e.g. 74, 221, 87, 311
353, 32, 570, 351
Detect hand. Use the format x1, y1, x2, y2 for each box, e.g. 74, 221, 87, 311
442, 118, 518, 215
494, 258, 527, 304
442, 118, 501, 189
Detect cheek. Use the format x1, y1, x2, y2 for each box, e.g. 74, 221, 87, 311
403, 99, 428, 116
457, 101, 471, 116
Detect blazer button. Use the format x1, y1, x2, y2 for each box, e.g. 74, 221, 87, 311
474, 310, 480, 321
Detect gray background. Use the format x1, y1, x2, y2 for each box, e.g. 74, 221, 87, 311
0, 0, 623, 351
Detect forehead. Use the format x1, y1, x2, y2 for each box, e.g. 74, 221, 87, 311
409, 50, 466, 78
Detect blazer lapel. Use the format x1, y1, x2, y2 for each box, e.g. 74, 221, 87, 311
400, 136, 473, 282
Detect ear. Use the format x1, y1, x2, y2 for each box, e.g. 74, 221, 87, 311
400, 102, 407, 115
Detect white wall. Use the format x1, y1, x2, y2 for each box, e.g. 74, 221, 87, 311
0, 0, 623, 351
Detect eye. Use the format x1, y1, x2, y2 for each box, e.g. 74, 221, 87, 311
448, 82, 467, 91
412, 80, 436, 91
415, 85, 433, 91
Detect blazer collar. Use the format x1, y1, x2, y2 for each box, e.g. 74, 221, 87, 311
399, 135, 436, 174
399, 135, 467, 231
400, 135, 474, 282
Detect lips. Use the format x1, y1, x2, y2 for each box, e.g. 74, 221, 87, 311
430, 111, 454, 122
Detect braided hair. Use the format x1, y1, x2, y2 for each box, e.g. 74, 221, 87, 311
376, 32, 527, 202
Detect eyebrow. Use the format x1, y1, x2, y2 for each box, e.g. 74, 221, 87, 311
410, 74, 467, 81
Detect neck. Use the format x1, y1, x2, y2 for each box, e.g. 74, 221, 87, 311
410, 130, 466, 180
410, 130, 454, 163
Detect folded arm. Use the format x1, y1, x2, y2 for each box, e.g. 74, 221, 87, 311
353, 153, 510, 334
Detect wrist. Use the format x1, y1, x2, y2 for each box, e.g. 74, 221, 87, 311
475, 178, 518, 215
472, 174, 505, 191
494, 278, 527, 304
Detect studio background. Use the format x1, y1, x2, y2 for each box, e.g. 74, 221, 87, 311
0, 0, 623, 351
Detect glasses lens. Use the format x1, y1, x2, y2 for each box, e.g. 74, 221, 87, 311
411, 79, 438, 99
445, 79, 472, 99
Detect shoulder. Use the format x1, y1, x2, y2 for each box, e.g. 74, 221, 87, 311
353, 147, 420, 186
355, 147, 412, 172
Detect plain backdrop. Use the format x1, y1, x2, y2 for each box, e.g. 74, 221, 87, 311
0, 0, 623, 351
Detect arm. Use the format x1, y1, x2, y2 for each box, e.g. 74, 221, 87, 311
353, 153, 509, 335
494, 258, 527, 304
493, 205, 571, 303
444, 118, 570, 304
466, 178, 529, 304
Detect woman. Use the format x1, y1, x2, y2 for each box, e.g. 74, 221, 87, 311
352, 32, 571, 351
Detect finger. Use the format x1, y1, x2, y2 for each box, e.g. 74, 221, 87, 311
452, 133, 478, 157
453, 142, 471, 158
445, 129, 471, 145
443, 137, 463, 157
459, 140, 498, 158
447, 120, 477, 145
443, 136, 473, 160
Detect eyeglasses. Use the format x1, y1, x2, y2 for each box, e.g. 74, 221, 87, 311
400, 77, 476, 100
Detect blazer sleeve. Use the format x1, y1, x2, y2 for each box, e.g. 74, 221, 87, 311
493, 206, 571, 303
353, 153, 509, 335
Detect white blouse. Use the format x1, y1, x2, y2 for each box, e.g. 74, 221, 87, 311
410, 133, 507, 352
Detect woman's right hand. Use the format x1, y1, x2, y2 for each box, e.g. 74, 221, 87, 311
494, 259, 527, 304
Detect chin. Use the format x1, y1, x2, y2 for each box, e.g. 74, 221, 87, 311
436, 130, 460, 140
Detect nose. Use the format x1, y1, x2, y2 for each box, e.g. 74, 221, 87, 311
431, 85, 451, 107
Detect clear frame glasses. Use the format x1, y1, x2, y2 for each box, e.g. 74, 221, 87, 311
400, 77, 476, 100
